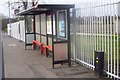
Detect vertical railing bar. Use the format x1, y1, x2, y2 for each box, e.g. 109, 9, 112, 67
99, 4, 101, 51
81, 10, 83, 62
113, 0, 116, 76
97, 6, 99, 51
77, 10, 80, 60
84, 9, 88, 62
90, 7, 93, 66
85, 11, 89, 63
82, 10, 84, 64
95, 1, 97, 52
91, 7, 94, 66
95, 7, 97, 50
76, 10, 78, 60
76, 11, 79, 60
98, 5, 100, 51
88, 8, 90, 66
88, 8, 90, 65
102, 3, 104, 52
116, 2, 118, 79
111, 1, 116, 78
81, 10, 84, 62
86, 9, 88, 65
107, 3, 110, 77
98, 3, 99, 51
75, 12, 77, 60
91, 7, 93, 66
104, 2, 107, 74
79, 10, 81, 60
87, 9, 89, 66
76, 11, 78, 59
88, 0, 91, 68
76, 11, 78, 60
83, 9, 85, 62
101, 9, 102, 51
98, 2, 101, 51
89, 1, 91, 67
96, 7, 98, 51
80, 10, 84, 60
116, 4, 119, 77
110, 3, 113, 77
83, 10, 85, 63
93, 5, 95, 68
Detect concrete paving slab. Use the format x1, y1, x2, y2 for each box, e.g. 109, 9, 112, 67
3, 34, 58, 78
3, 33, 99, 78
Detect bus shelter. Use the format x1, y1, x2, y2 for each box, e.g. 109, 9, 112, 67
18, 4, 74, 68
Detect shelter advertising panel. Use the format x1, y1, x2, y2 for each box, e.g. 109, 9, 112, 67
57, 10, 67, 39
54, 43, 68, 61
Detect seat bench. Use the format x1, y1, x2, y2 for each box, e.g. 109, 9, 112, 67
32, 40, 52, 57
44, 45, 52, 57
32, 40, 43, 54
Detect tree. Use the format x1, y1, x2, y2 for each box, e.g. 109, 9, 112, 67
19, 0, 32, 33
21, 0, 28, 10
10, 0, 39, 33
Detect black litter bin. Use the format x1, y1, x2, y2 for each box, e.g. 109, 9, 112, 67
94, 51, 104, 77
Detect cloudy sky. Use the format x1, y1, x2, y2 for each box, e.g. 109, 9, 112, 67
0, 0, 120, 17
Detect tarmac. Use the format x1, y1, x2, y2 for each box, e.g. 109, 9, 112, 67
3, 33, 99, 78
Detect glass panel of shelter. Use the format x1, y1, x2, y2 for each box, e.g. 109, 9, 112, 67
40, 14, 47, 46
39, 9, 70, 68
47, 14, 56, 46
57, 10, 67, 40
45, 10, 69, 68
53, 10, 69, 67
35, 15, 40, 42
25, 15, 34, 49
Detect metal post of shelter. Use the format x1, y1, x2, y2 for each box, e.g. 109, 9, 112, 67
51, 10, 55, 68
67, 9, 71, 67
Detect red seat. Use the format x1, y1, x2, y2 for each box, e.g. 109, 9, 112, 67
32, 40, 43, 54
44, 45, 52, 57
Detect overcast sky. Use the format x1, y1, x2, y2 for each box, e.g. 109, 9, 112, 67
0, 0, 120, 17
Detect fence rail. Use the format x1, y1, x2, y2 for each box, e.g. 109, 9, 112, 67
71, 1, 120, 79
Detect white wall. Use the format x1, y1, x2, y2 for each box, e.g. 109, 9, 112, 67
20, 20, 25, 42
7, 20, 25, 42
7, 24, 11, 36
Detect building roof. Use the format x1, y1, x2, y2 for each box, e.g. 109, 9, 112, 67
17, 4, 74, 15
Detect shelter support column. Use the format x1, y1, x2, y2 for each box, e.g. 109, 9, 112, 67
51, 10, 54, 69
67, 9, 71, 67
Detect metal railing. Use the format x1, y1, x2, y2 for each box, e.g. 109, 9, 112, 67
71, 1, 120, 79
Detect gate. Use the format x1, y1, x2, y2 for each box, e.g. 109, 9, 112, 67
71, 1, 120, 79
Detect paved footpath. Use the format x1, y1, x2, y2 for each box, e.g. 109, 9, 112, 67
3, 33, 98, 78
3, 33, 58, 78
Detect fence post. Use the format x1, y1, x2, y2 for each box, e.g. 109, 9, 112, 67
72, 8, 77, 63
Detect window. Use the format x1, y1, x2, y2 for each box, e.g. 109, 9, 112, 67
57, 10, 67, 38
